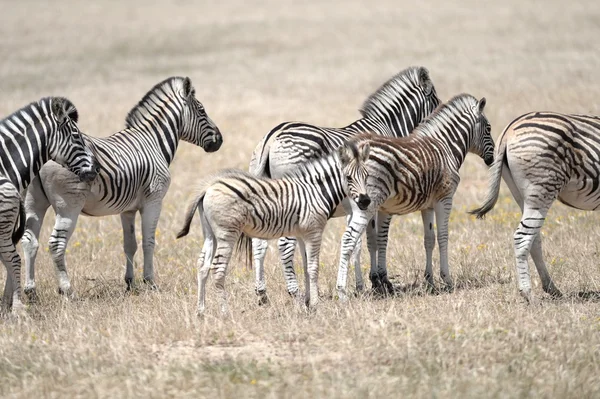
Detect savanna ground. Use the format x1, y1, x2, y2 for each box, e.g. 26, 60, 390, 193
1, 0, 600, 397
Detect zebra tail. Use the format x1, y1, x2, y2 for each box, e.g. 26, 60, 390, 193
468, 138, 507, 219
235, 233, 253, 270
12, 198, 26, 245
248, 127, 280, 178
176, 193, 204, 239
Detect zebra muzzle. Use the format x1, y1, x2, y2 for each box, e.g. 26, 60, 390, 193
357, 194, 371, 210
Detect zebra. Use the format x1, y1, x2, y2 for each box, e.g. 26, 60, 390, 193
470, 112, 600, 302
335, 94, 494, 298
21, 77, 223, 298
248, 66, 441, 301
0, 97, 98, 313
176, 140, 371, 315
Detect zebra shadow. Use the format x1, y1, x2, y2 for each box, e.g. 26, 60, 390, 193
573, 291, 600, 302
386, 275, 512, 298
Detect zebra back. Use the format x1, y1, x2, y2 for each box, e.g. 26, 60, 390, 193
249, 66, 441, 178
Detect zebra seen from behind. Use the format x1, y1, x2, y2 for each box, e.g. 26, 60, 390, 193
470, 112, 600, 302
22, 77, 223, 299
0, 97, 97, 314
334, 94, 494, 298
177, 140, 371, 315
249, 66, 441, 301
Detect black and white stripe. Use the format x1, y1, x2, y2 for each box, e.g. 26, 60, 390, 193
336, 94, 494, 298
22, 77, 223, 298
177, 140, 371, 314
0, 97, 97, 313
470, 111, 600, 301
249, 66, 441, 300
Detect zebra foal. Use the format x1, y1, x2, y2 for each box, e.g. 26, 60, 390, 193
177, 140, 371, 315
249, 66, 441, 300
335, 94, 494, 298
0, 97, 97, 313
22, 77, 223, 298
470, 112, 600, 301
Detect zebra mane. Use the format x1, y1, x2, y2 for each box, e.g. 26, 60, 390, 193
125, 77, 187, 128
414, 93, 479, 136
0, 97, 75, 130
359, 66, 425, 120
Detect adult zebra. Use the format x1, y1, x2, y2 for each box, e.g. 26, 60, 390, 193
249, 66, 441, 300
0, 97, 97, 313
22, 77, 223, 298
177, 140, 371, 314
470, 112, 600, 302
335, 94, 494, 298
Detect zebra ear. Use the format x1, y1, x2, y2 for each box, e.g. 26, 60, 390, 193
358, 142, 370, 162
338, 143, 354, 165
418, 67, 433, 95
51, 98, 68, 124
183, 77, 194, 98
477, 97, 487, 114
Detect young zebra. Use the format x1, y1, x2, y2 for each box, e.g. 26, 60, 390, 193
22, 77, 223, 298
335, 94, 494, 298
0, 97, 97, 313
177, 140, 371, 315
249, 66, 441, 300
470, 112, 600, 302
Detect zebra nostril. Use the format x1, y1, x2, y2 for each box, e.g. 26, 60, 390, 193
357, 194, 371, 210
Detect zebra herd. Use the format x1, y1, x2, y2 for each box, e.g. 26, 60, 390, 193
1, 67, 599, 316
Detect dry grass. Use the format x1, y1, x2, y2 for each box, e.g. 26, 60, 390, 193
1, 0, 600, 397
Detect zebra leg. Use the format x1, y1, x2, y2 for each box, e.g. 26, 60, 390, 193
22, 181, 51, 300
197, 229, 217, 316
434, 198, 454, 291
252, 238, 269, 305
350, 232, 364, 293
1, 243, 25, 315
278, 237, 300, 297
303, 233, 323, 309
48, 209, 81, 296
530, 236, 562, 298
366, 217, 379, 289
120, 211, 137, 291
375, 212, 393, 294
140, 202, 162, 289
211, 235, 237, 316
502, 168, 562, 299
297, 239, 309, 308
513, 204, 552, 302
337, 208, 373, 300
421, 209, 436, 291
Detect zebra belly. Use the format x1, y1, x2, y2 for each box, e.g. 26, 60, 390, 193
557, 178, 600, 211
81, 182, 145, 216
379, 195, 434, 216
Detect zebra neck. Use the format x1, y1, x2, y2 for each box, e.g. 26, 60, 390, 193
0, 107, 51, 191
128, 115, 182, 164
418, 127, 470, 170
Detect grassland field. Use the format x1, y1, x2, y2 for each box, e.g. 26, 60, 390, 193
0, 1, 599, 397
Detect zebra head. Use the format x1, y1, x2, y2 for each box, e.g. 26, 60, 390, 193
48, 98, 98, 182
338, 140, 371, 210
470, 97, 495, 166
179, 77, 223, 153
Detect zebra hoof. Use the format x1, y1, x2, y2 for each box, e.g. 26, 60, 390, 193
58, 287, 75, 299
257, 293, 270, 307
519, 289, 533, 304
24, 287, 39, 303
143, 279, 159, 291
544, 286, 563, 299
125, 278, 134, 291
